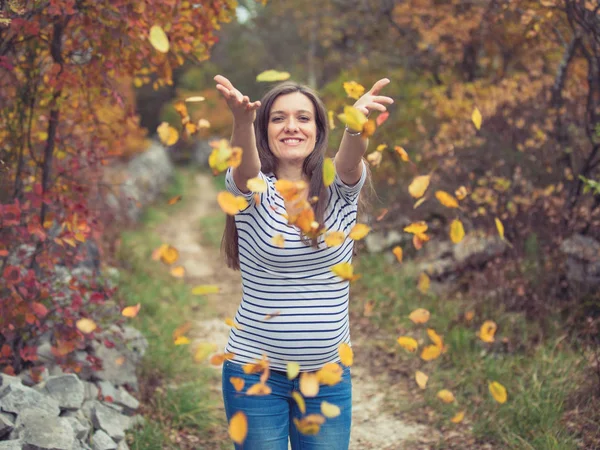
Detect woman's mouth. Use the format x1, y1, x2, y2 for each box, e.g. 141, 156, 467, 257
281, 138, 303, 146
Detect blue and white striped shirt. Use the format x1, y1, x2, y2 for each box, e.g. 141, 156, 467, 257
224, 161, 367, 372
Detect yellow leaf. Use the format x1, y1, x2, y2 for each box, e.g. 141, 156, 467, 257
225, 317, 242, 330
397, 336, 418, 353
376, 144, 388, 152
472, 107, 482, 130
366, 151, 382, 167
122, 303, 141, 318
156, 122, 179, 146
217, 191, 249, 215
185, 96, 205, 102
316, 362, 343, 386
427, 328, 443, 348
338, 342, 353, 366
415, 370, 428, 389
321, 401, 341, 418
230, 377, 245, 392
323, 158, 336, 187
455, 186, 468, 200
394, 145, 410, 162
324, 231, 345, 247
210, 352, 235, 366
149, 25, 170, 53
465, 310, 475, 322
198, 118, 211, 129
247, 177, 267, 193
76, 318, 97, 334
362, 119, 377, 139
293, 415, 325, 435
392, 246, 403, 263
170, 266, 185, 278
328, 110, 336, 130
174, 336, 190, 345
193, 343, 217, 362
421, 345, 442, 361
287, 362, 300, 380
343, 81, 366, 100
300, 372, 319, 397
348, 223, 370, 240
209, 140, 242, 174
404, 221, 428, 235
437, 389, 455, 403
450, 219, 465, 244
408, 175, 431, 199
330, 262, 361, 282
489, 381, 508, 404
173, 322, 192, 341
435, 191, 459, 208
160, 245, 179, 265
451, 410, 465, 423
168, 195, 182, 205
292, 391, 306, 414
413, 197, 427, 209
247, 383, 272, 396
417, 273, 430, 294
274, 179, 308, 202
228, 411, 247, 444
495, 217, 505, 240
338, 105, 368, 132
272, 234, 285, 248
256, 70, 291, 82
409, 308, 430, 324
191, 285, 220, 295
479, 320, 497, 343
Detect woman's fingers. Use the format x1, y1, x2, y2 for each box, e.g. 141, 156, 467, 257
373, 95, 394, 105
214, 74, 235, 91
369, 78, 391, 95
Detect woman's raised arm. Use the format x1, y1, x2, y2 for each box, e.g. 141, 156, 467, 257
214, 74, 261, 193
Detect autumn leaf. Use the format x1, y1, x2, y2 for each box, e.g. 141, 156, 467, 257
323, 158, 335, 187
292, 391, 306, 414
339, 342, 353, 366
247, 383, 272, 396
392, 246, 403, 263
343, 81, 365, 100
413, 197, 427, 209
159, 245, 179, 265
415, 371, 428, 389
247, 177, 267, 193
208, 140, 242, 174
376, 111, 390, 126
338, 105, 367, 132
404, 221, 428, 235
472, 107, 482, 130
225, 317, 242, 330
479, 320, 497, 343
417, 273, 430, 294
409, 308, 430, 324
172, 321, 192, 340
408, 175, 431, 198
192, 285, 220, 295
228, 411, 247, 444
256, 70, 291, 82
316, 362, 343, 386
168, 195, 182, 205
174, 336, 190, 345
217, 191, 249, 215
274, 179, 308, 202
435, 191, 459, 208
185, 96, 205, 102
122, 303, 141, 318
76, 318, 97, 334
272, 234, 285, 248
495, 217, 505, 240
455, 186, 468, 200
170, 266, 185, 278
328, 110, 336, 130
349, 224, 370, 240
421, 345, 442, 361
437, 389, 455, 403
194, 343, 218, 362
450, 219, 465, 244
157, 122, 178, 146
300, 372, 319, 397
427, 328, 444, 349
287, 362, 300, 380
210, 352, 235, 366
489, 381, 508, 404
149, 25, 170, 53
321, 401, 341, 418
376, 144, 387, 152
367, 151, 382, 167
324, 231, 345, 247
394, 146, 410, 162
451, 411, 465, 423
397, 336, 418, 353
465, 310, 475, 322
330, 262, 361, 282
293, 415, 325, 435
230, 377, 244, 392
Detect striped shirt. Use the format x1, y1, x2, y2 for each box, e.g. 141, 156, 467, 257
224, 161, 367, 372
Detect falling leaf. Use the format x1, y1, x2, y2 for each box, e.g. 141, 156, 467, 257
363, 300, 375, 317
173, 322, 192, 340
328, 110, 336, 130
159, 245, 179, 265
321, 401, 341, 418
437, 389, 455, 403
76, 318, 97, 334
413, 197, 427, 209
193, 343, 217, 362
256, 70, 291, 82
293, 415, 325, 435
287, 362, 300, 380
230, 377, 244, 391
264, 311, 281, 320
218, 191, 249, 215
316, 363, 343, 386
198, 119, 211, 129
394, 146, 410, 162
225, 317, 242, 330
343, 81, 365, 100
367, 151, 382, 167
472, 107, 482, 130
247, 383, 272, 396
210, 352, 235, 366
376, 111, 390, 126
450, 219, 465, 244
292, 391, 306, 414
421, 345, 442, 361
376, 144, 388, 152
451, 410, 465, 423
192, 285, 220, 295
455, 186, 468, 200
122, 303, 141, 318
157, 122, 179, 146
489, 381, 508, 404
495, 217, 505, 240
376, 208, 388, 221
323, 231, 345, 247
417, 273, 430, 294
362, 119, 377, 138
149, 25, 169, 53
330, 262, 361, 282
408, 175, 431, 198
274, 179, 307, 202
185, 96, 205, 102
479, 320, 497, 343
465, 310, 475, 322
272, 234, 285, 248
174, 336, 190, 345
397, 336, 418, 353
170, 266, 185, 278
339, 343, 353, 366
392, 246, 403, 263
322, 157, 336, 187
247, 177, 267, 193
427, 329, 444, 349
349, 224, 370, 240
404, 221, 428, 235
435, 191, 459, 208
209, 140, 242, 174
415, 371, 428, 389
300, 372, 319, 397
338, 105, 368, 132
409, 308, 430, 324
228, 411, 247, 444
168, 195, 182, 205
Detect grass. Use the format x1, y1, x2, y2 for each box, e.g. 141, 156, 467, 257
353, 253, 587, 450
198, 172, 226, 248
113, 168, 226, 449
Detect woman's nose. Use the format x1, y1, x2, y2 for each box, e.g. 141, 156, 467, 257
285, 118, 298, 132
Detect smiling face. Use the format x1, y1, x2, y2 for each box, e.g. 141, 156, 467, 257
267, 92, 317, 166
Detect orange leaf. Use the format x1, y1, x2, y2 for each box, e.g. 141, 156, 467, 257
246, 383, 272, 396
437, 389, 455, 403
228, 411, 247, 445
76, 318, 97, 334
420, 345, 442, 361
170, 266, 185, 278
415, 370, 428, 389
397, 336, 418, 353
300, 372, 319, 397
210, 352, 235, 366
324, 231, 345, 247
409, 308, 430, 324
292, 391, 306, 414
168, 195, 182, 205
330, 262, 361, 282
348, 223, 370, 240
392, 246, 403, 263
122, 303, 141, 318
217, 192, 248, 215
338, 342, 353, 366
479, 320, 497, 343
230, 377, 245, 392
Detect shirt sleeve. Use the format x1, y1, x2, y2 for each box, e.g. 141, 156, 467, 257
225, 167, 272, 211
332, 160, 367, 205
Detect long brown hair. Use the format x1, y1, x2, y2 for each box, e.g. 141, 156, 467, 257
221, 82, 369, 270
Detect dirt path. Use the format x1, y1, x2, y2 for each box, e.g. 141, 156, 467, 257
156, 171, 428, 449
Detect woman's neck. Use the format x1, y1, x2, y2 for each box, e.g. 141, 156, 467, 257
275, 163, 307, 182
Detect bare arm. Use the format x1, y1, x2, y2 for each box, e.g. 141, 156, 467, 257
334, 78, 394, 185
214, 75, 261, 193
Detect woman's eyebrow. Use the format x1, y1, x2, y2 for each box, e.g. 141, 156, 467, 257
270, 109, 313, 116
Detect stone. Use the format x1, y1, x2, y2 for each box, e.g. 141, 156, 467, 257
63, 416, 91, 441
19, 410, 75, 450
124, 414, 145, 431
0, 440, 22, 450
91, 403, 125, 442
96, 382, 117, 403
41, 375, 85, 411
116, 441, 129, 450
115, 387, 139, 412
0, 411, 14, 438
560, 234, 600, 288
453, 234, 507, 267
0, 383, 60, 416
417, 257, 458, 279
90, 430, 117, 450
0, 374, 22, 388
83, 382, 99, 401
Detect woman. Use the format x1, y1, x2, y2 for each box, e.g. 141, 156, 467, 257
214, 74, 392, 449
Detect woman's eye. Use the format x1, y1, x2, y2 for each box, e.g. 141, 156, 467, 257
299, 116, 310, 121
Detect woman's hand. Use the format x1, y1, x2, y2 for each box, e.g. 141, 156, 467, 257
214, 74, 261, 125
352, 78, 394, 117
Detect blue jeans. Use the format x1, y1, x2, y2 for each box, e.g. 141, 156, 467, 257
222, 359, 352, 450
